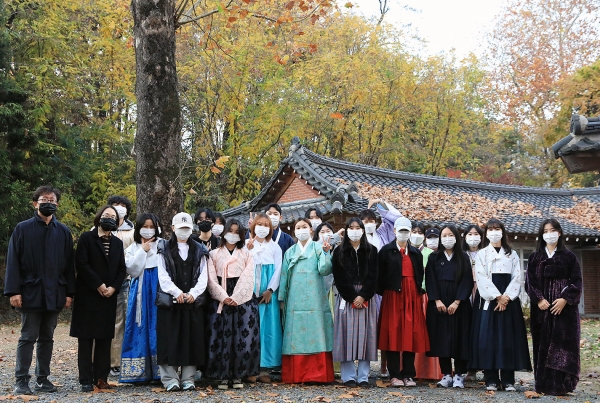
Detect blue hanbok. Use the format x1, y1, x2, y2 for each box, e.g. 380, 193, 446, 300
120, 240, 161, 383
248, 238, 283, 368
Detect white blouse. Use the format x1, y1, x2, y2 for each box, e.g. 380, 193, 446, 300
474, 244, 522, 308
157, 242, 208, 300
246, 238, 283, 296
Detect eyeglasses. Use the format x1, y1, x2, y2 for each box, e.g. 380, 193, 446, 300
38, 198, 57, 204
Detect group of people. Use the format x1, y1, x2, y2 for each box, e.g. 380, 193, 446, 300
4, 186, 582, 397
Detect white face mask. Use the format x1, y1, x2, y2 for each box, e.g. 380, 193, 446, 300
426, 237, 439, 249
410, 233, 424, 246
212, 224, 224, 236
543, 232, 559, 245
295, 228, 311, 241
347, 229, 363, 242
254, 225, 270, 239
139, 228, 155, 240
486, 230, 503, 244
114, 205, 127, 219
441, 236, 456, 250
174, 227, 192, 241
310, 219, 322, 231
364, 222, 377, 234
224, 233, 241, 244
267, 214, 280, 228
466, 235, 481, 247
319, 232, 332, 243
396, 231, 410, 242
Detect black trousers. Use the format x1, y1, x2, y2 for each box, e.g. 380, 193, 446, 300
386, 351, 416, 379
15, 311, 59, 381
483, 369, 515, 386
439, 358, 468, 375
77, 338, 112, 385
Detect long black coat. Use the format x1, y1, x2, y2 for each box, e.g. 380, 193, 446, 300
526, 249, 582, 395
70, 229, 127, 339
4, 213, 76, 312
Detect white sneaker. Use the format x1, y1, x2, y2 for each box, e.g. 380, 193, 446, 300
504, 384, 516, 391
437, 374, 453, 388
486, 383, 498, 391
452, 374, 465, 388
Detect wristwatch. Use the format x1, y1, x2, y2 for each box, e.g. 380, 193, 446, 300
267, 288, 274, 293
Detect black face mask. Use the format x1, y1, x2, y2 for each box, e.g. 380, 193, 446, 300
38, 203, 57, 217
198, 221, 213, 233
99, 218, 118, 231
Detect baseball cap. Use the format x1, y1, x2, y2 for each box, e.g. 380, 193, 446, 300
394, 216, 412, 231
172, 212, 193, 229
425, 228, 440, 238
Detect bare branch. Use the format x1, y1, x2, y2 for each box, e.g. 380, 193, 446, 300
377, 0, 389, 25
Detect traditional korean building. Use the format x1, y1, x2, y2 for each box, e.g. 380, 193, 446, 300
223, 137, 600, 315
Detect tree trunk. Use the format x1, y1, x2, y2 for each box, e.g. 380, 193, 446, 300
132, 0, 183, 234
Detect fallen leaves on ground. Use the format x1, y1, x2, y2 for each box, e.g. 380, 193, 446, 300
150, 387, 164, 393
265, 392, 280, 396
388, 391, 404, 396
311, 397, 332, 402
0, 396, 39, 401
524, 391, 541, 398
376, 380, 389, 388
485, 390, 495, 396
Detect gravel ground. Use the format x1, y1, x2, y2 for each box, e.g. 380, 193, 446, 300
0, 322, 599, 402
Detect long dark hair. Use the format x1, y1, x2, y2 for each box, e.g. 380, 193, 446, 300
483, 218, 513, 256
535, 218, 566, 254
462, 224, 484, 251
434, 224, 468, 283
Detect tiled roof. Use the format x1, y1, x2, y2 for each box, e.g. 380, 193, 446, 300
223, 137, 600, 238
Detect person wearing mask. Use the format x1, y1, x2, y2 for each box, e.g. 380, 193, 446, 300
279, 218, 334, 384
107, 195, 135, 377
264, 203, 295, 256
377, 216, 429, 388
4, 185, 76, 395
212, 213, 226, 244
305, 207, 324, 233
314, 222, 339, 317
192, 208, 219, 251
332, 218, 378, 388
156, 213, 209, 392
70, 205, 127, 392
120, 213, 163, 383
367, 199, 403, 245
246, 213, 283, 383
424, 228, 440, 252
413, 222, 442, 381
526, 219, 582, 396
461, 224, 484, 381
471, 219, 531, 392
359, 209, 382, 251
425, 225, 473, 389
358, 209, 386, 376
206, 219, 259, 390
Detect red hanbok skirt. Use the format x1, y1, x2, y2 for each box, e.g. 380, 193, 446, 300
378, 277, 429, 353
281, 352, 334, 383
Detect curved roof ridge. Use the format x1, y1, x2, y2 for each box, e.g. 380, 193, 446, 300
299, 146, 600, 196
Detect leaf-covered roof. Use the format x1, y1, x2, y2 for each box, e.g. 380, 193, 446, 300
223, 137, 600, 237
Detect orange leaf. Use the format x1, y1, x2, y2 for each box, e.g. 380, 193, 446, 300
211, 166, 221, 174
524, 391, 540, 399
228, 16, 237, 22
338, 394, 354, 399
330, 112, 344, 119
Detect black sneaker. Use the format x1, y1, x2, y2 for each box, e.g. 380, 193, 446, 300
14, 378, 32, 395
81, 383, 94, 392
34, 378, 57, 392
343, 380, 357, 387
